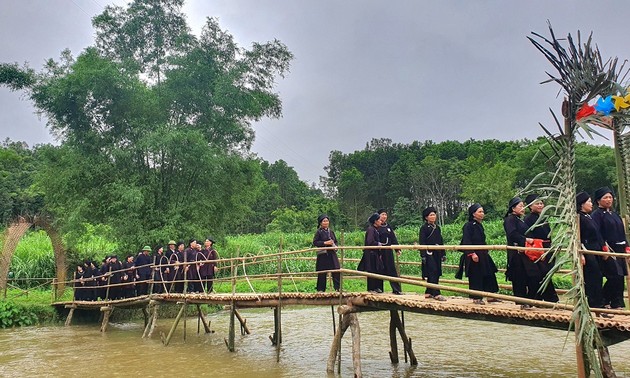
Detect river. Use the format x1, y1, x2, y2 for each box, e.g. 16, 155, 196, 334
2, 306, 630, 377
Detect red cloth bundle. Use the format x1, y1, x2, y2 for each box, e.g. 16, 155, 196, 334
524, 239, 544, 262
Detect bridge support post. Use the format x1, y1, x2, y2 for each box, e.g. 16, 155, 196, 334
389, 310, 417, 365
226, 304, 236, 351
64, 305, 76, 326
196, 304, 213, 334
270, 307, 282, 345
389, 310, 399, 363
163, 303, 185, 346
143, 301, 159, 339
234, 309, 250, 335
327, 312, 362, 377
100, 306, 113, 332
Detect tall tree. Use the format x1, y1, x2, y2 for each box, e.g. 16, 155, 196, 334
0, 0, 293, 248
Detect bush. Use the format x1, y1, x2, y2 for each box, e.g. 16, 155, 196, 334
0, 300, 38, 328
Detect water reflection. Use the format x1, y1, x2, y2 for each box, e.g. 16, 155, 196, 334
1, 306, 630, 377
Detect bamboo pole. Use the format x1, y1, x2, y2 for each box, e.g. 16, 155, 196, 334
147, 303, 159, 339
388, 310, 399, 363
391, 310, 417, 365
276, 237, 283, 347
234, 309, 250, 335
327, 312, 351, 373
612, 123, 630, 309
143, 302, 159, 339
163, 303, 185, 346
100, 306, 113, 333
195, 304, 212, 334
64, 306, 75, 326
349, 313, 362, 378
338, 230, 345, 374
226, 249, 236, 352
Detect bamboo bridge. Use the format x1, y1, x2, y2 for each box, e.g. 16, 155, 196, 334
50, 245, 630, 377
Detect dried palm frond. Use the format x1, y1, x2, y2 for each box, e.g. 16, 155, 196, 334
526, 22, 625, 377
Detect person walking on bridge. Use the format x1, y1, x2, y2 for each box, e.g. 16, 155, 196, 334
523, 194, 559, 303
312, 214, 341, 292
419, 207, 446, 301
504, 197, 539, 309
592, 187, 628, 309
577, 191, 607, 313
135, 246, 152, 295
458, 204, 499, 305
359, 213, 385, 293
377, 209, 402, 295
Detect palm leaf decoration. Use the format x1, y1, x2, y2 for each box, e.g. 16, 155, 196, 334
527, 22, 625, 377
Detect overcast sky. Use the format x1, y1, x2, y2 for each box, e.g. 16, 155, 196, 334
0, 1, 626, 184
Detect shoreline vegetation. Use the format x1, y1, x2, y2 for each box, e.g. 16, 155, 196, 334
1, 219, 574, 327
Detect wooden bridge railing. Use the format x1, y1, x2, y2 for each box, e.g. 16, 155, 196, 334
52, 243, 630, 312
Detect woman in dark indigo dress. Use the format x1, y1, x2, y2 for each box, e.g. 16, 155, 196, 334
459, 203, 499, 305
577, 191, 608, 313
312, 214, 341, 292
591, 187, 628, 309
358, 213, 385, 293
419, 206, 445, 301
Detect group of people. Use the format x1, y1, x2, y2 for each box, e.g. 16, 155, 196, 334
73, 238, 219, 301
577, 187, 629, 313
312, 186, 630, 311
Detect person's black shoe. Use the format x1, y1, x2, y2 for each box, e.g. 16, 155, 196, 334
393, 291, 402, 295
375, 288, 383, 293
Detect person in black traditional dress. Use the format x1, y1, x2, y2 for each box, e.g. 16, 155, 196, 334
358, 213, 385, 293
184, 239, 201, 293
523, 194, 559, 302
504, 197, 543, 308
577, 191, 608, 314
98, 256, 110, 300
419, 207, 446, 301
82, 260, 96, 301
592, 187, 628, 309
312, 214, 341, 292
457, 203, 499, 305
152, 246, 168, 294
121, 254, 136, 298
170, 241, 186, 293
73, 264, 86, 301
135, 246, 152, 295
108, 255, 124, 300
201, 237, 219, 293
377, 209, 402, 295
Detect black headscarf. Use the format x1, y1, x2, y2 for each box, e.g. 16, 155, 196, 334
368, 212, 380, 224
593, 186, 613, 203
576, 191, 590, 212
422, 206, 437, 220
505, 197, 523, 217
467, 203, 482, 222
317, 214, 329, 226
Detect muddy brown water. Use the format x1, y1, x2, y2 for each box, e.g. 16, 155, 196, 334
2, 306, 630, 377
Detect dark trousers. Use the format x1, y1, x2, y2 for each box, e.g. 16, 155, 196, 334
316, 271, 340, 292
603, 275, 625, 308
425, 271, 441, 296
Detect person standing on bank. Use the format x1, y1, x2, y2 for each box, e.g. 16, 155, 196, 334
577, 192, 607, 312
523, 194, 559, 302
377, 209, 402, 295
419, 207, 446, 301
359, 213, 385, 293
312, 214, 341, 292
592, 187, 628, 309
458, 203, 499, 305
